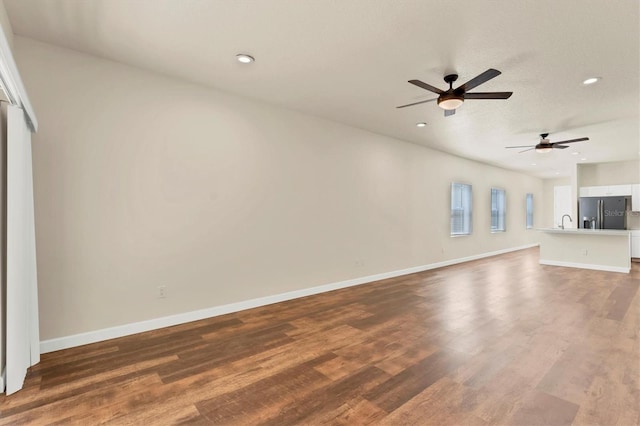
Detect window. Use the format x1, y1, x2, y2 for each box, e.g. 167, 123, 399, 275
491, 188, 506, 232
451, 183, 472, 236
526, 193, 534, 229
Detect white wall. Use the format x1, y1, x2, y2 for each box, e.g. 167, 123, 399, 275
14, 37, 543, 342
578, 160, 640, 187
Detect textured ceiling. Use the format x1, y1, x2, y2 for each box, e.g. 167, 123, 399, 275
4, 0, 639, 178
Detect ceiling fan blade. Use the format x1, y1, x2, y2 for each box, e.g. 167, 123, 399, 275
408, 80, 444, 94
519, 147, 535, 153
551, 137, 589, 145
456, 69, 501, 93
505, 145, 535, 149
445, 109, 456, 117
396, 98, 438, 109
553, 145, 570, 149
464, 92, 513, 100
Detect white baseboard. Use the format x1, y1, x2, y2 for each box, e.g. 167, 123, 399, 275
40, 244, 538, 354
539, 259, 630, 274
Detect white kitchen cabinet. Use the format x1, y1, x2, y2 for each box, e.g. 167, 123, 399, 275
587, 186, 608, 197
608, 184, 632, 196
632, 184, 640, 211
632, 234, 640, 258
580, 186, 609, 197
579, 185, 633, 198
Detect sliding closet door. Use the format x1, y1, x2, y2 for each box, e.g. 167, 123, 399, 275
5, 104, 39, 395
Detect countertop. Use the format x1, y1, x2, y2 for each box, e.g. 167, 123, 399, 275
538, 228, 631, 236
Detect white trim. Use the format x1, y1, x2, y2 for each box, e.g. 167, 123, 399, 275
0, 18, 37, 131
539, 259, 630, 274
0, 368, 5, 393
40, 244, 538, 354
5, 105, 38, 395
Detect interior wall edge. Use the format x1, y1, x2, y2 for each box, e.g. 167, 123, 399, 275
40, 243, 539, 354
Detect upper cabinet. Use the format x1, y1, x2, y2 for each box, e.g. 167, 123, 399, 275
579, 185, 632, 197
580, 184, 640, 211
579, 186, 593, 197
579, 186, 603, 197
609, 184, 633, 196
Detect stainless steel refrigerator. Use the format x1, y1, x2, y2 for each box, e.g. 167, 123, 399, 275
578, 196, 629, 229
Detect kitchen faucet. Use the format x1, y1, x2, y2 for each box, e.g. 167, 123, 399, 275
561, 214, 572, 230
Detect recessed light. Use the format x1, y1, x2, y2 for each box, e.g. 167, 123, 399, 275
531, 163, 537, 166
572, 152, 580, 155
582, 77, 600, 85
236, 54, 255, 64
416, 122, 427, 128
581, 158, 587, 161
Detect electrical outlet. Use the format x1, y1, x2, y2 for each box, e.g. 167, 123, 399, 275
157, 285, 167, 298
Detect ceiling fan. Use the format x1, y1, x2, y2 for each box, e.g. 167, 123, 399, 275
505, 133, 589, 153
397, 68, 513, 116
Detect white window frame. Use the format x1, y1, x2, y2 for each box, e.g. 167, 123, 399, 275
526, 193, 534, 229
451, 183, 472, 236
491, 187, 506, 232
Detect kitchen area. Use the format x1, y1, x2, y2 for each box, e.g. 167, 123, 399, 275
539, 160, 640, 273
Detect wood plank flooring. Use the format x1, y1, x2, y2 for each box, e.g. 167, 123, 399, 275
1, 247, 638, 425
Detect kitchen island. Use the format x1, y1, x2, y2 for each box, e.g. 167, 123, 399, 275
538, 228, 631, 273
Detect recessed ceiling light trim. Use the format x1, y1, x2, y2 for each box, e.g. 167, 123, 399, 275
582, 77, 600, 85
416, 122, 427, 127
236, 54, 255, 64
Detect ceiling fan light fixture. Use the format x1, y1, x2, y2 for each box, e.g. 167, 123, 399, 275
506, 134, 588, 155
400, 69, 510, 115
437, 95, 464, 110
535, 145, 553, 153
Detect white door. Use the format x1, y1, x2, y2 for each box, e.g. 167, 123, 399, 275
554, 185, 574, 228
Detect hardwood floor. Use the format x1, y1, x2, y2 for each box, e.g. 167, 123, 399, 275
1, 247, 638, 425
